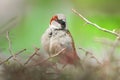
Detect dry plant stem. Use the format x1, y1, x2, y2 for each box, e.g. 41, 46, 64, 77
24, 48, 40, 65
33, 48, 66, 66
79, 48, 102, 65
6, 31, 21, 64
6, 31, 14, 58
40, 48, 66, 72
41, 48, 66, 63
0, 49, 26, 65
72, 9, 120, 37
28, 48, 66, 73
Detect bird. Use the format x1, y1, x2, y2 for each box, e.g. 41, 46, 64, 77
41, 14, 82, 68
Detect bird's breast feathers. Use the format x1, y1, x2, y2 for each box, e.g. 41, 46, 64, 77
49, 29, 74, 53
41, 28, 74, 55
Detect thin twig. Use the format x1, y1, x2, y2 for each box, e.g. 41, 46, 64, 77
33, 48, 66, 66
72, 9, 119, 37
79, 47, 102, 65
51, 48, 66, 57
6, 31, 14, 57
41, 48, 66, 63
6, 31, 22, 64
24, 48, 40, 65
0, 49, 26, 65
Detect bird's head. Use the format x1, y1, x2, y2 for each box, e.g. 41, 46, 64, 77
50, 14, 66, 30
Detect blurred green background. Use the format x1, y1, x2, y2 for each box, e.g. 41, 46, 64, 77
0, 0, 120, 57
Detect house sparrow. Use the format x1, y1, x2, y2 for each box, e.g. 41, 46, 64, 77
41, 14, 81, 67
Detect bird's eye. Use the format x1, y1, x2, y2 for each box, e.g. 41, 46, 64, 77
61, 21, 65, 26
57, 20, 66, 29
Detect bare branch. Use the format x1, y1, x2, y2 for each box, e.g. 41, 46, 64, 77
6, 31, 21, 64
0, 49, 26, 65
33, 48, 66, 66
24, 48, 40, 65
72, 9, 119, 37
50, 48, 66, 58
6, 31, 14, 56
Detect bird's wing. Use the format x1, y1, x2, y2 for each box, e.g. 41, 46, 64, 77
41, 28, 52, 55
65, 30, 77, 54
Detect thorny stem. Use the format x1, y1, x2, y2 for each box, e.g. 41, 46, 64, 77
72, 9, 120, 37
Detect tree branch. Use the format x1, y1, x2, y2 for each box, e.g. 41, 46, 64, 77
72, 9, 120, 37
